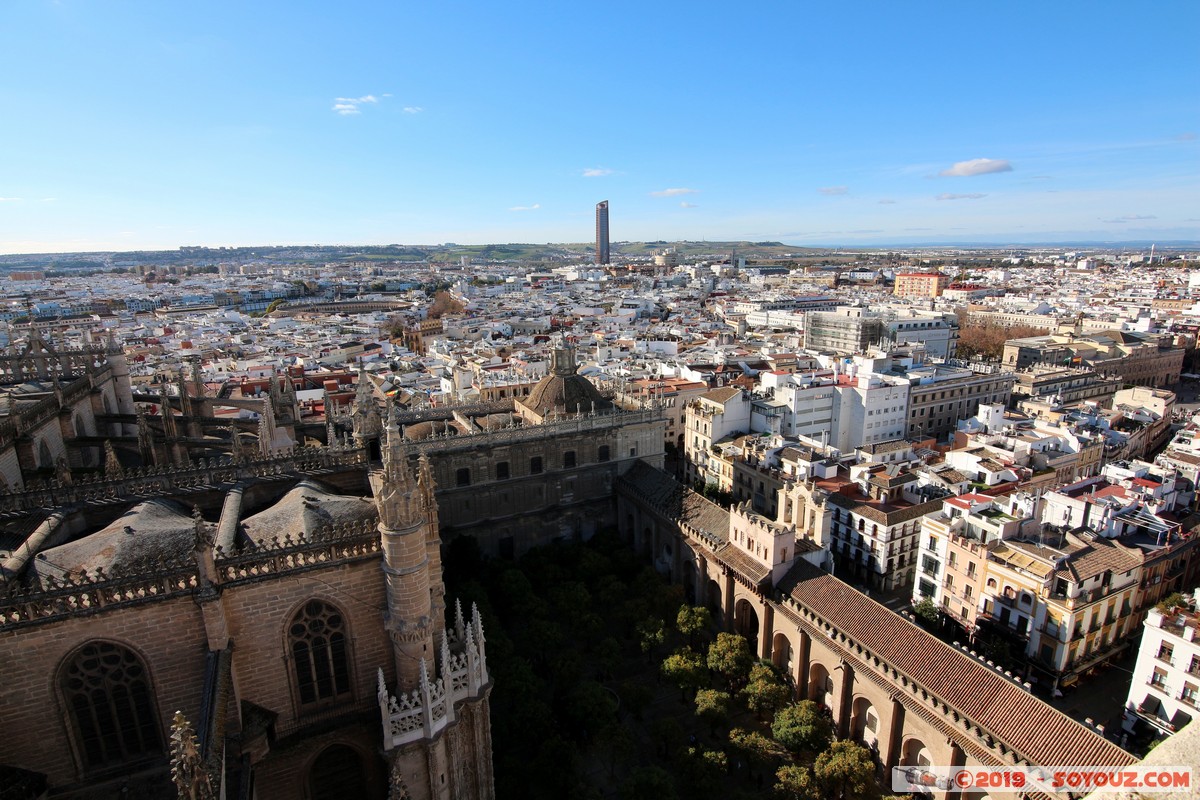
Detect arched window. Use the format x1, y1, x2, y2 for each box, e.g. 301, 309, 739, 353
60, 641, 163, 770
289, 600, 352, 708
456, 467, 471, 487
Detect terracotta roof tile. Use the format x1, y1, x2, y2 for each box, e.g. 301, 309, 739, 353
778, 562, 1135, 769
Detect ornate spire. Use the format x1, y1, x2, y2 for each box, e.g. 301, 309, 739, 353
228, 422, 244, 464
352, 368, 382, 441
258, 398, 275, 457
416, 451, 436, 511
169, 710, 214, 800
104, 440, 124, 478
136, 406, 155, 465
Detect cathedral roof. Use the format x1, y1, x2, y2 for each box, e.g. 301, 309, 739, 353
240, 479, 376, 545
29, 498, 204, 581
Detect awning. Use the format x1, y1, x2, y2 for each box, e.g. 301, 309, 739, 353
1169, 709, 1192, 731
1136, 694, 1161, 715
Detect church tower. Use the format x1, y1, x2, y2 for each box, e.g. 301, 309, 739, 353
372, 405, 495, 800
372, 404, 437, 689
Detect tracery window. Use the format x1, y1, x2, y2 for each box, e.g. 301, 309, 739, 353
61, 641, 163, 770
290, 600, 352, 707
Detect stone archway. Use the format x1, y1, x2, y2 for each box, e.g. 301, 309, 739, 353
309, 744, 369, 800
771, 633, 793, 675
851, 696, 879, 748
808, 662, 832, 708
706, 580, 722, 615
734, 598, 759, 654
901, 737, 932, 768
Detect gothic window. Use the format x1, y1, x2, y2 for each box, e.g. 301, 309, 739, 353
598, 445, 610, 462
530, 456, 543, 474
60, 641, 163, 770
456, 467, 471, 487
496, 461, 510, 480
289, 600, 352, 708
563, 450, 576, 468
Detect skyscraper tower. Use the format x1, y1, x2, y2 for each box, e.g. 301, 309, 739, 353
595, 200, 610, 265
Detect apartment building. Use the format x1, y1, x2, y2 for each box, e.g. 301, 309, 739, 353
683, 386, 751, 487
827, 465, 946, 590
893, 272, 949, 298
905, 366, 1015, 442
1123, 591, 1200, 736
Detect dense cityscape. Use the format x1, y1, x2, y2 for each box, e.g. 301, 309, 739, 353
0, 228, 1199, 799
2, 0, 1197, 796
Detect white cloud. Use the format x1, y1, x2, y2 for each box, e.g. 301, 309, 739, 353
582, 167, 614, 177
818, 186, 848, 196
939, 158, 1013, 177
403, 106, 423, 114
1102, 214, 1157, 223
650, 187, 698, 197
936, 193, 987, 201
679, 201, 698, 208
332, 95, 381, 115
508, 203, 541, 212
878, 199, 897, 204
0, 197, 23, 202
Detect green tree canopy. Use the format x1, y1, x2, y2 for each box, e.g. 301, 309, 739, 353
706, 632, 753, 689
662, 648, 708, 698
772, 701, 833, 756
776, 764, 821, 800
637, 616, 666, 656
728, 727, 786, 775
742, 664, 791, 719
694, 688, 731, 735
814, 740, 880, 800
676, 604, 712, 643
619, 766, 678, 800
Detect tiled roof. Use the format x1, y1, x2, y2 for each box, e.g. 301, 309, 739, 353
619, 461, 729, 545
779, 561, 1135, 769
716, 544, 771, 585
827, 492, 943, 525
702, 386, 743, 403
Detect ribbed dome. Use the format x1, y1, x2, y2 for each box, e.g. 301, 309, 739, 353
516, 339, 609, 420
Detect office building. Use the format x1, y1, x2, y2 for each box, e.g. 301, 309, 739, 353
595, 201, 610, 265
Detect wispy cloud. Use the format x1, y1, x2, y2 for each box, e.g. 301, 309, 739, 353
403, 106, 423, 114
0, 197, 24, 202
650, 187, 698, 197
878, 199, 897, 204
936, 193, 987, 201
332, 94, 380, 115
508, 203, 540, 212
818, 186, 848, 196
582, 167, 614, 177
1102, 214, 1157, 223
939, 158, 1013, 177
1177, 132, 1197, 141
679, 201, 698, 208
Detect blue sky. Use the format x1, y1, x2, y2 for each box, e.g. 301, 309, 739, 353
1, 1, 1197, 253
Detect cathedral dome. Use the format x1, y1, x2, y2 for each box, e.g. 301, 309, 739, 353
517, 339, 608, 421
